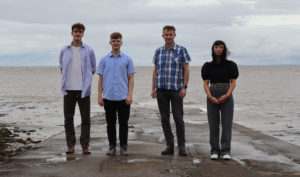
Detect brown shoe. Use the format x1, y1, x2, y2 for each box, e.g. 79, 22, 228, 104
82, 147, 91, 155
65, 146, 74, 154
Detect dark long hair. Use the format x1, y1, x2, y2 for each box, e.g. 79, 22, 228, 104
211, 40, 230, 63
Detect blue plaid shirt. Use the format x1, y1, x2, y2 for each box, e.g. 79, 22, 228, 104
153, 44, 191, 90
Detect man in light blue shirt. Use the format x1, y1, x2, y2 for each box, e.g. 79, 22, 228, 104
98, 32, 135, 155
59, 23, 96, 155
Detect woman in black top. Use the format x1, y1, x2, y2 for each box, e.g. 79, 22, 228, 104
201, 40, 239, 160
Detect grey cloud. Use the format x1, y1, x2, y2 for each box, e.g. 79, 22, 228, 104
252, 0, 300, 13
1, 0, 300, 66
0, 0, 250, 26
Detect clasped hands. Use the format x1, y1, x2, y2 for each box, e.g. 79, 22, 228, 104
209, 94, 230, 104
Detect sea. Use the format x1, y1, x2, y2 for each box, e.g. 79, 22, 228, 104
0, 66, 300, 146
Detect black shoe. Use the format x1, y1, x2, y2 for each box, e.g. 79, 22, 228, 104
106, 146, 116, 155
120, 146, 128, 156
179, 148, 187, 156
161, 147, 174, 155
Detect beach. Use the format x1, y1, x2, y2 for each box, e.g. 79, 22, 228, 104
1, 105, 300, 176
0, 66, 300, 176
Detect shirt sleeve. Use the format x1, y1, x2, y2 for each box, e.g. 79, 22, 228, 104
229, 61, 239, 79
127, 57, 136, 74
59, 47, 64, 69
181, 47, 191, 64
97, 58, 105, 75
201, 62, 211, 80
90, 48, 97, 73
153, 49, 159, 65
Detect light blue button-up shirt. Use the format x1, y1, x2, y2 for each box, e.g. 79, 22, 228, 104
59, 42, 96, 98
97, 52, 136, 101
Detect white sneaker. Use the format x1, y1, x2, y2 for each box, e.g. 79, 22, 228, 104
210, 154, 218, 160
222, 154, 231, 160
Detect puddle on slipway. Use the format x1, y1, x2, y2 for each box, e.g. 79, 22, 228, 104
192, 158, 201, 164
232, 141, 300, 173
46, 156, 79, 163
125, 158, 151, 163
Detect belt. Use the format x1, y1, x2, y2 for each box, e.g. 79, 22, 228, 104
210, 83, 230, 87
157, 88, 180, 92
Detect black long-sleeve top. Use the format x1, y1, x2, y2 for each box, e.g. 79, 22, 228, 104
201, 60, 239, 83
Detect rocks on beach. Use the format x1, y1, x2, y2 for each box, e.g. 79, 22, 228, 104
0, 126, 41, 161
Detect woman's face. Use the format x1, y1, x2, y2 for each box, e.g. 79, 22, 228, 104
213, 45, 224, 56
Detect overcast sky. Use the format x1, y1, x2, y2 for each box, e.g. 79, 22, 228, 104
0, 0, 300, 66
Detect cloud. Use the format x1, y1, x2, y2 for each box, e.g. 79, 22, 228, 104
251, 0, 300, 13
0, 0, 300, 66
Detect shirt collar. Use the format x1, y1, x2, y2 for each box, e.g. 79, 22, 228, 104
68, 42, 85, 48
109, 51, 123, 57
163, 43, 177, 51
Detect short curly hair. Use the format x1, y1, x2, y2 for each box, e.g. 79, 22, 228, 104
72, 23, 85, 32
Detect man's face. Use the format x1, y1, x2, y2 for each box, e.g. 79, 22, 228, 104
162, 29, 176, 45
110, 38, 122, 50
71, 28, 84, 41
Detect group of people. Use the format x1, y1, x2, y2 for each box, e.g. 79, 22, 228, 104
59, 23, 239, 160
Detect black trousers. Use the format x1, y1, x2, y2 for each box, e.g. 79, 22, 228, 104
64, 91, 90, 148
103, 99, 130, 147
157, 89, 185, 148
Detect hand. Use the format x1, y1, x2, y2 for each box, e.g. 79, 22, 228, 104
209, 96, 219, 104
179, 88, 186, 99
98, 97, 104, 106
218, 94, 230, 103
126, 95, 132, 105
151, 89, 157, 98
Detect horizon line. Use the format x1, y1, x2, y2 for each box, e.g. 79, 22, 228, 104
1, 64, 300, 67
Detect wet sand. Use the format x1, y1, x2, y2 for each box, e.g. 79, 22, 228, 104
0, 107, 300, 177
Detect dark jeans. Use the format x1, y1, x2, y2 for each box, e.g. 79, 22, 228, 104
64, 90, 90, 148
157, 89, 185, 148
207, 86, 234, 155
103, 99, 130, 147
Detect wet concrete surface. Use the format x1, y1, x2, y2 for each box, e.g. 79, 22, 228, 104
0, 107, 300, 177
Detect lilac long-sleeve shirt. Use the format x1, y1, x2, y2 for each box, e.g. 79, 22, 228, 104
59, 42, 96, 98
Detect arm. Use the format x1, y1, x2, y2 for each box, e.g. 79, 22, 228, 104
204, 80, 219, 104
151, 66, 157, 98
179, 63, 189, 98
218, 79, 236, 103
126, 74, 134, 105
98, 75, 104, 106
59, 48, 64, 74
90, 49, 97, 75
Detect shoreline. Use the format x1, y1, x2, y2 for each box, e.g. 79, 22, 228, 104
1, 66, 300, 149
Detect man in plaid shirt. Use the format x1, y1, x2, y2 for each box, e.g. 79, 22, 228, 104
151, 25, 191, 156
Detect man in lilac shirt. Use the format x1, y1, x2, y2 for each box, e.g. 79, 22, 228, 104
98, 32, 135, 155
59, 23, 96, 154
